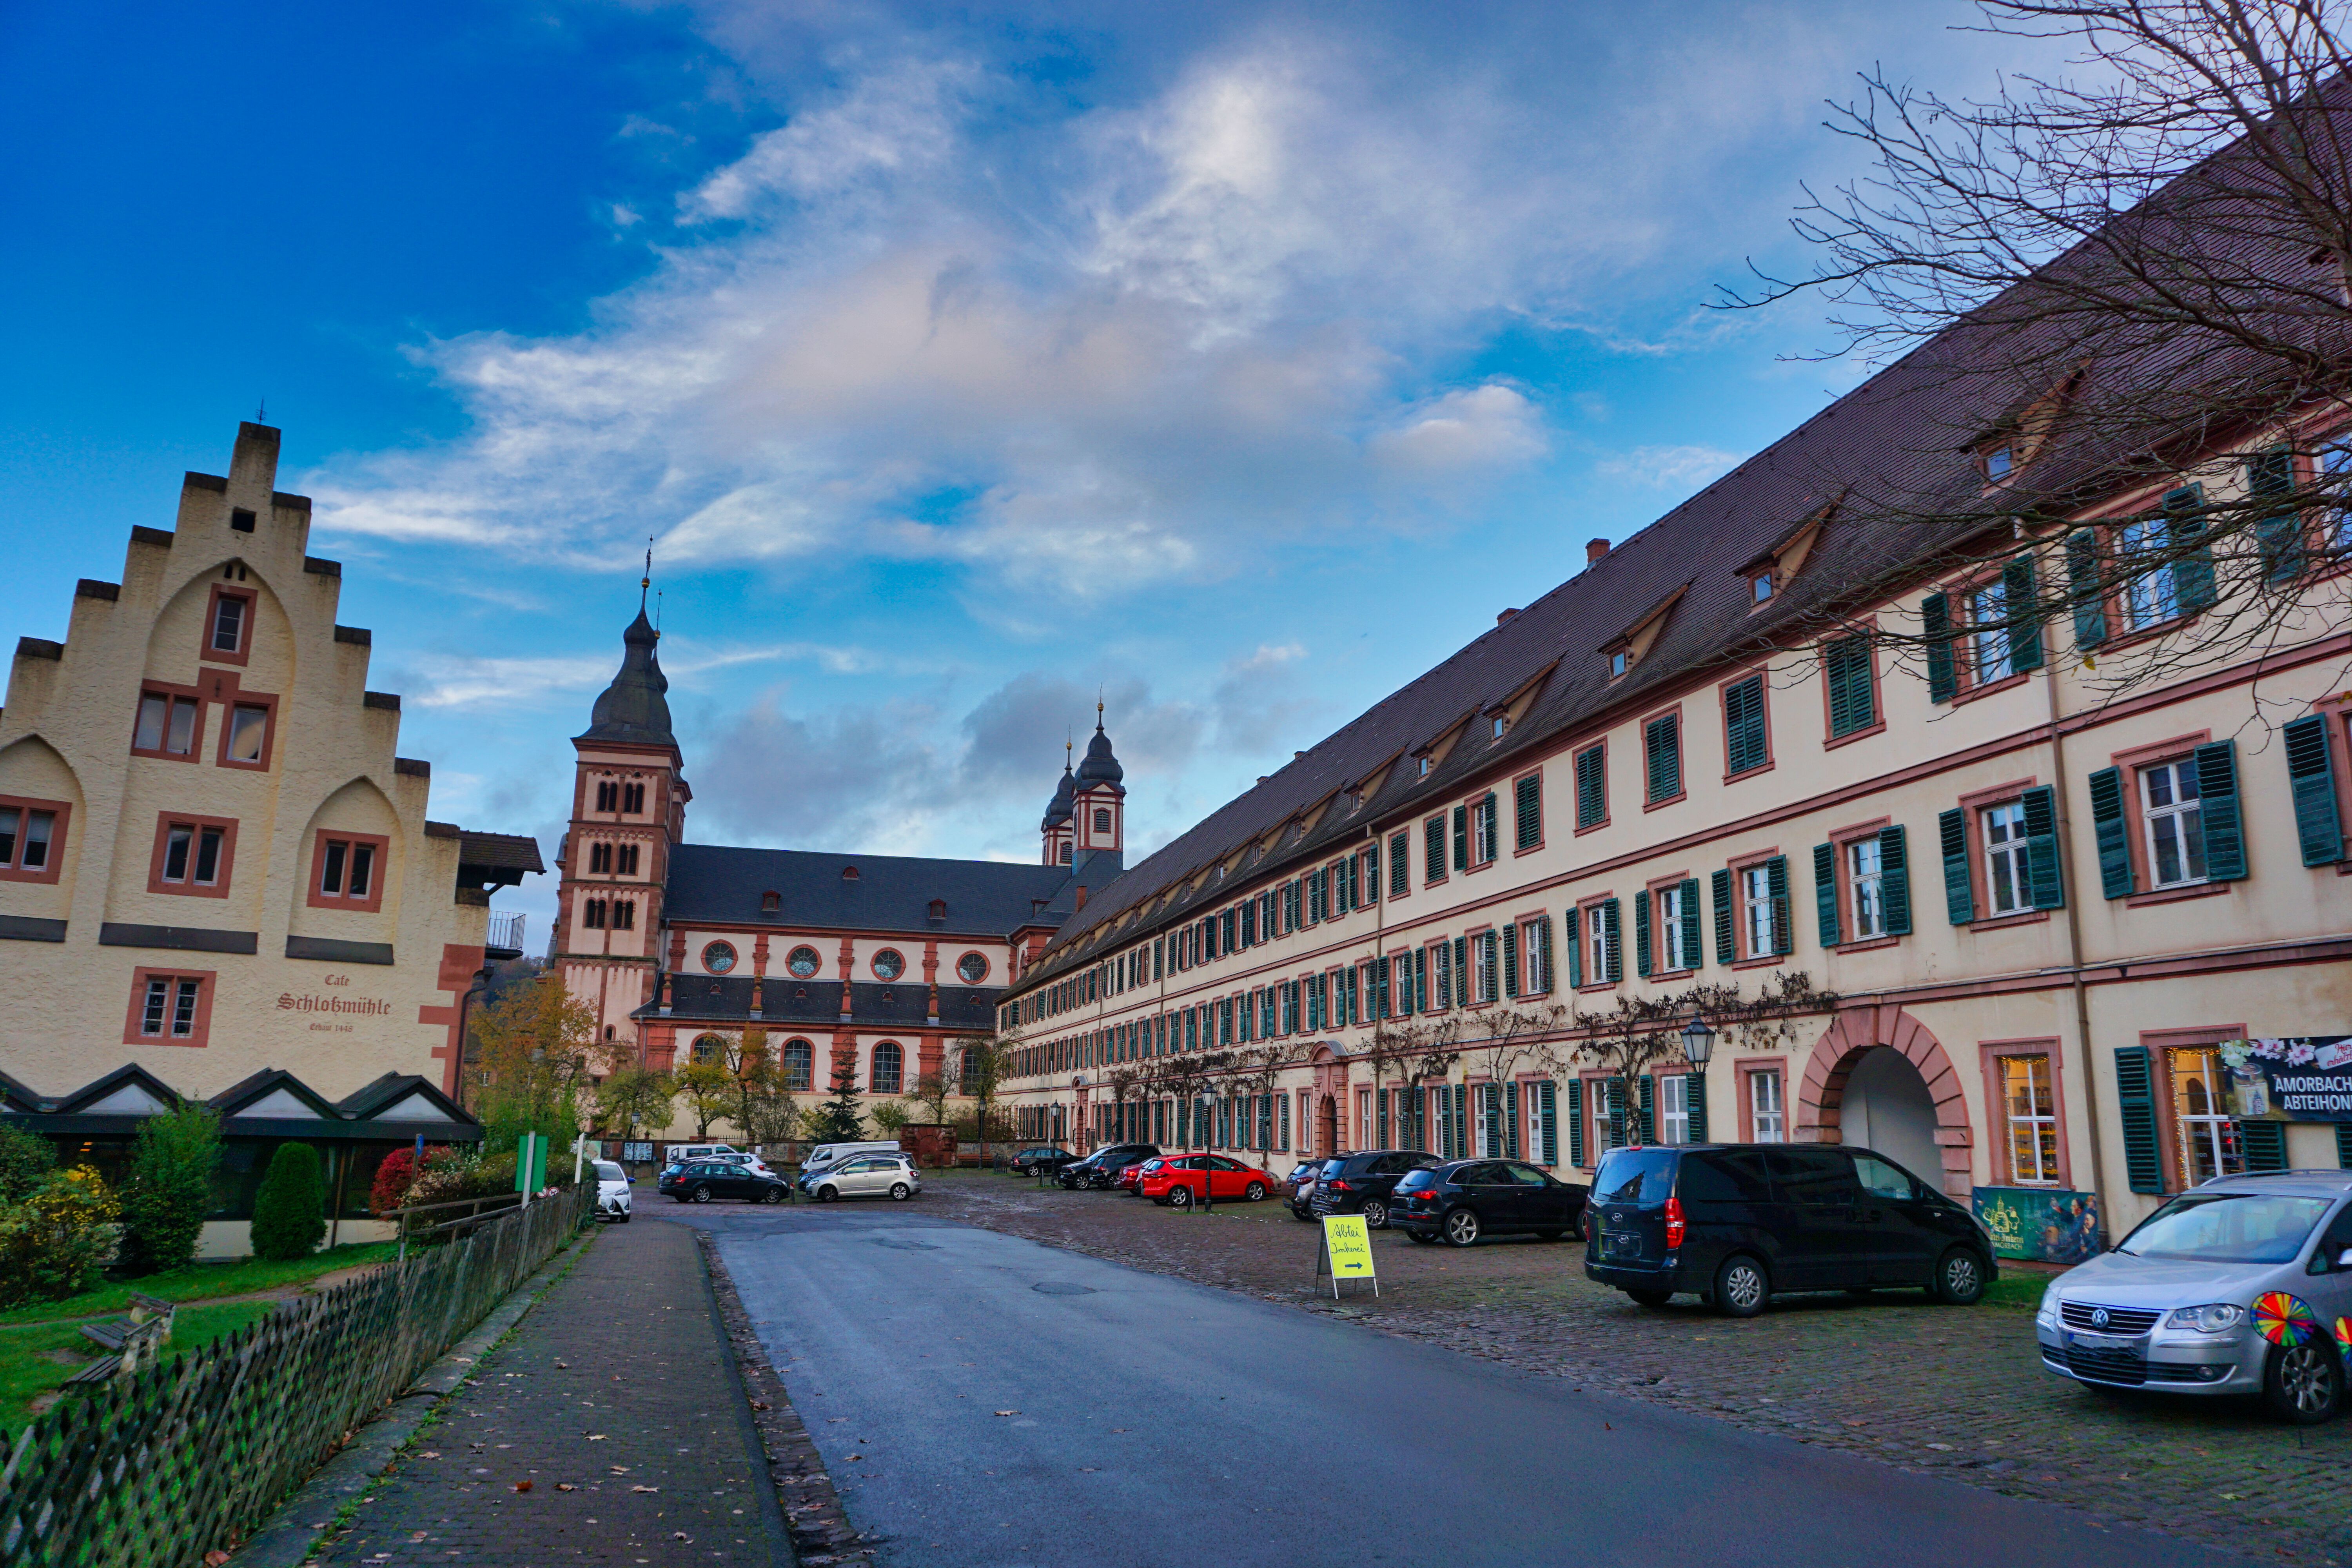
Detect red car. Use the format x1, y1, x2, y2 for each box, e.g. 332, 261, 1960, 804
1114, 1157, 1155, 1194
1140, 1154, 1275, 1207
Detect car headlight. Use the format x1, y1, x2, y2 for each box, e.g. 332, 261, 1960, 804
2037, 1281, 2061, 1322
2164, 1303, 2247, 1334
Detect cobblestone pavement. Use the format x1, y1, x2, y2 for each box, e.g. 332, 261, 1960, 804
922, 1172, 2352, 1567
313, 1220, 791, 1568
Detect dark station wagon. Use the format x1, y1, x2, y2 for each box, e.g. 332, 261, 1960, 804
1583, 1143, 1996, 1316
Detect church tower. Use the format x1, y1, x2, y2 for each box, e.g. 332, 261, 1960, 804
555, 580, 687, 1062
1072, 706, 1125, 860
1040, 745, 1076, 866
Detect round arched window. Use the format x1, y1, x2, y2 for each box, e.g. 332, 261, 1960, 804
786, 945, 822, 978
956, 951, 989, 984
781, 1039, 815, 1092
871, 1041, 904, 1095
691, 1034, 724, 1065
702, 941, 737, 975
871, 948, 905, 981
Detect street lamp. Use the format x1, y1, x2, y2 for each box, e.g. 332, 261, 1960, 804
1681, 1014, 1716, 1071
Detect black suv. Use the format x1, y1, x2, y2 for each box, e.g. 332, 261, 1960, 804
1583, 1143, 1996, 1316
1306, 1150, 1441, 1229
1009, 1146, 1077, 1176
1058, 1143, 1160, 1190
1392, 1159, 1588, 1245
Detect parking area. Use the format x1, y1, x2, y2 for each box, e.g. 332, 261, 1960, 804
891, 1170, 2351, 1567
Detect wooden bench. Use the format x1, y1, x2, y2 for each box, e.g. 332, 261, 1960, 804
67, 1302, 173, 1386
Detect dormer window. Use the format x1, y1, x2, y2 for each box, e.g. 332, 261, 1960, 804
1751, 573, 1774, 604
761, 890, 780, 912
1985, 445, 2014, 481
1417, 756, 1432, 778
1492, 716, 1509, 740
1608, 650, 1629, 679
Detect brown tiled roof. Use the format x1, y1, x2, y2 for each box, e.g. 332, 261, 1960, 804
457, 830, 547, 873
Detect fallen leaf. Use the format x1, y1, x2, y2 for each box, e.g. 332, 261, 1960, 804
586, 1434, 608, 1441
749, 1401, 769, 1411
514, 1481, 534, 1493
555, 1361, 570, 1369
205, 1553, 231, 1567
630, 1485, 661, 1494
993, 1410, 1020, 1417
609, 1466, 629, 1475
417, 1452, 441, 1460
846, 1454, 863, 1462
672, 1533, 692, 1543
557, 1484, 577, 1493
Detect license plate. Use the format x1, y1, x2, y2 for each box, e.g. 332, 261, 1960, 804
1609, 1233, 1641, 1257
2065, 1331, 2135, 1350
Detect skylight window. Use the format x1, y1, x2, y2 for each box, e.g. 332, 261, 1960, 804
1985, 445, 2014, 481
1752, 573, 1774, 604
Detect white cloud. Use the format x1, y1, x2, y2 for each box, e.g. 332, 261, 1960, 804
1371, 384, 1548, 475
1595, 443, 1746, 492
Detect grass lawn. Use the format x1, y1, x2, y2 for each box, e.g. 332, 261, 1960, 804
0, 1299, 277, 1431
0, 1241, 400, 1328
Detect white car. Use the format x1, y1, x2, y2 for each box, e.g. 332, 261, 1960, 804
809, 1154, 922, 1203
667, 1143, 741, 1165
708, 1152, 780, 1180
593, 1159, 633, 1223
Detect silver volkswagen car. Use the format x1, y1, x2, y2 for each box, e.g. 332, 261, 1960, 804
2038, 1169, 2352, 1423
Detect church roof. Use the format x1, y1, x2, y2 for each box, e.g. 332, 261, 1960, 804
1076, 718, 1124, 789
1041, 763, 1076, 829
665, 844, 1075, 935
576, 608, 675, 749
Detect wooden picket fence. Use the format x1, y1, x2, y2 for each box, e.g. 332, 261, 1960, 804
0, 1184, 592, 1568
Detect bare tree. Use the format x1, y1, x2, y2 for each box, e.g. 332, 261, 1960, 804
1572, 975, 1840, 1146
1722, 2, 2352, 708
1359, 1014, 1465, 1153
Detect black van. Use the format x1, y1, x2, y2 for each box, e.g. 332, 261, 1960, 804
1583, 1143, 1995, 1316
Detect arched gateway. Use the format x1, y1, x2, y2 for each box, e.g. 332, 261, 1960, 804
1796, 1007, 1973, 1197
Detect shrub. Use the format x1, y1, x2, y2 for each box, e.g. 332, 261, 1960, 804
118, 1104, 221, 1275
370, 1147, 422, 1214
0, 1167, 120, 1308
0, 1125, 58, 1205
249, 1143, 326, 1261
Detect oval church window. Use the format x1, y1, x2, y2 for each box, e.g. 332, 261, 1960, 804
872, 948, 906, 982
702, 941, 737, 975
956, 951, 989, 984
787, 946, 822, 978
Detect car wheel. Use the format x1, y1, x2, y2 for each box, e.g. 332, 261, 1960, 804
1362, 1200, 1389, 1229
620, 1211, 632, 1223
1290, 1205, 1315, 1223
688, 1185, 711, 1204
1406, 1230, 1438, 1245
1442, 1207, 1481, 1247
1626, 1289, 1673, 1308
817, 1185, 839, 1203
1243, 1181, 1268, 1202
1714, 1254, 1770, 1319
1169, 1185, 1193, 1208
2264, 1341, 2343, 1425
1931, 1247, 1986, 1306
889, 1182, 912, 1201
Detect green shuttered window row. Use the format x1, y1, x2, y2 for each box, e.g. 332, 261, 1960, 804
1575, 744, 1606, 828
1724, 675, 1768, 775
1825, 635, 1875, 737
1515, 774, 1542, 851
2285, 714, 2345, 866
1644, 713, 1681, 803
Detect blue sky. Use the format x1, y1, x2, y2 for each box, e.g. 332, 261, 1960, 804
0, 0, 2043, 942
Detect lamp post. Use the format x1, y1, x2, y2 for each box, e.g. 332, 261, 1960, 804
1681, 1015, 1715, 1142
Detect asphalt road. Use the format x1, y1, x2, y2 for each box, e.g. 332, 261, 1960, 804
651, 1203, 2237, 1568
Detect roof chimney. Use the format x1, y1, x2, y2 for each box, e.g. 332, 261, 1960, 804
1586, 538, 1610, 567
1496, 608, 1520, 627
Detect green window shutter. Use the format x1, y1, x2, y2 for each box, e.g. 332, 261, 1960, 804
2165, 484, 2217, 611
1633, 889, 1653, 977
1922, 593, 1956, 702
1813, 842, 1841, 948
1564, 906, 1583, 989
2250, 445, 2304, 583
2004, 554, 2043, 672
1765, 855, 1792, 955
1534, 915, 1555, 993
1576, 746, 1606, 828
1515, 775, 1542, 850
1880, 824, 1912, 936
1645, 714, 1682, 801
1604, 1077, 1625, 1148
1637, 1074, 1656, 1145
2088, 766, 2134, 897
1425, 816, 1445, 882
1678, 880, 1700, 971
2194, 739, 2245, 881
2021, 784, 2065, 909
2065, 529, 2108, 649
1711, 869, 1734, 965
1540, 1080, 1559, 1166
1600, 900, 1622, 983
1452, 804, 1468, 871
1826, 635, 1875, 737
1481, 792, 1498, 861
1502, 922, 1520, 997
1685, 1072, 1708, 1143
2285, 714, 2345, 865
1939, 808, 1974, 924
2336, 1121, 2352, 1171
1390, 831, 1409, 896
2240, 1119, 2288, 1174
1453, 936, 1468, 997
2114, 1045, 2164, 1194
1564, 1080, 1583, 1168
1725, 676, 1766, 774
1414, 946, 1429, 1012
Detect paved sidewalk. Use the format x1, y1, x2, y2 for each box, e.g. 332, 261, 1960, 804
314, 1219, 790, 1568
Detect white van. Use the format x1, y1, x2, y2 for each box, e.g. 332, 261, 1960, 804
799, 1141, 904, 1185
666, 1143, 740, 1167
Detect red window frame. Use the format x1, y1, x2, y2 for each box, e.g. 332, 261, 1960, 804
147, 812, 239, 898
0, 794, 70, 884
130, 682, 205, 763
214, 690, 280, 771
122, 966, 217, 1047
200, 583, 257, 667
308, 830, 390, 913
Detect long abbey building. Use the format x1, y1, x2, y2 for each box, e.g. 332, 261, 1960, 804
552, 608, 1129, 1110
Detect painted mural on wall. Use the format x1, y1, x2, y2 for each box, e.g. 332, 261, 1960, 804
1972, 1186, 2101, 1265
2221, 1037, 2352, 1123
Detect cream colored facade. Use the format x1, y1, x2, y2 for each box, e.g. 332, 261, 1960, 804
996, 428, 2352, 1241
0, 424, 538, 1249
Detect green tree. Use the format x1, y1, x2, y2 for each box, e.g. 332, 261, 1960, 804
953, 1032, 1019, 1162
675, 1063, 735, 1140
249, 1143, 326, 1261
0, 1125, 58, 1204
119, 1103, 221, 1274
595, 1067, 677, 1142
869, 1100, 911, 1136
469, 975, 608, 1155
802, 1056, 867, 1143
